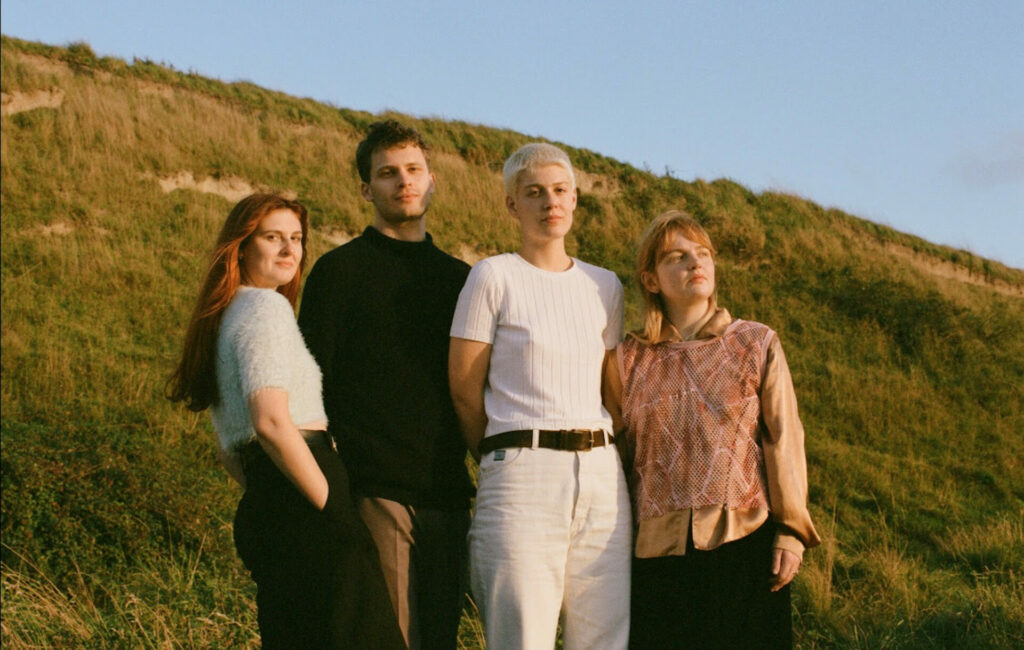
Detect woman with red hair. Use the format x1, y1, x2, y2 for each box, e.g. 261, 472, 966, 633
169, 194, 404, 649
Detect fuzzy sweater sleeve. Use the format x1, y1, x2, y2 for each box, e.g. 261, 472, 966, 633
232, 289, 300, 398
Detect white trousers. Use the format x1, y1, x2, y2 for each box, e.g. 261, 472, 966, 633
469, 444, 632, 650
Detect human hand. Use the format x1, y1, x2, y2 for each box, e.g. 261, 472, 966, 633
771, 548, 801, 592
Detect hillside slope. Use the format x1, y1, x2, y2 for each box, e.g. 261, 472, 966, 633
2, 36, 1022, 647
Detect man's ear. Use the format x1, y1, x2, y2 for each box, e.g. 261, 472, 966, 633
360, 182, 373, 202
505, 195, 516, 217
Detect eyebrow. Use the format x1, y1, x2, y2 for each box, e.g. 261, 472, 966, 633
659, 244, 708, 257
523, 181, 571, 188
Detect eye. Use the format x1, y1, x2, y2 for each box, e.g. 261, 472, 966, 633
265, 233, 279, 241
291, 234, 303, 244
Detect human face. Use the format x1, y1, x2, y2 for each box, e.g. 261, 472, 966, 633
505, 164, 577, 245
241, 209, 304, 289
642, 230, 716, 308
360, 144, 435, 224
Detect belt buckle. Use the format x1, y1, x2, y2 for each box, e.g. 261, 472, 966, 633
562, 429, 594, 451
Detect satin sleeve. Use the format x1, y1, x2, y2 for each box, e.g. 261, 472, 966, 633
760, 333, 822, 557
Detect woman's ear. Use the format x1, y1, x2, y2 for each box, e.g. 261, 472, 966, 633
640, 271, 659, 294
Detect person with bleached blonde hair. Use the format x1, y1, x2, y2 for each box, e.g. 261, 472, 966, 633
605, 209, 821, 649
450, 142, 632, 649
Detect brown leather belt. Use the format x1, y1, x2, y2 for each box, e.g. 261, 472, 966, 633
479, 429, 613, 455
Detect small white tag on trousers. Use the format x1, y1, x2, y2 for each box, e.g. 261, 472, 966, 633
494, 449, 506, 461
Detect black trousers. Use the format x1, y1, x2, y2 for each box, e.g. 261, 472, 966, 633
233, 443, 406, 650
630, 522, 792, 650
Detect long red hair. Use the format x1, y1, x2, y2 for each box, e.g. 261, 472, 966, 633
167, 193, 310, 411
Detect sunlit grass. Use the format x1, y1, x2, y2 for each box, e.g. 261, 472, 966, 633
2, 35, 1023, 647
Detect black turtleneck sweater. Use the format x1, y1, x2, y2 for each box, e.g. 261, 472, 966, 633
298, 226, 474, 510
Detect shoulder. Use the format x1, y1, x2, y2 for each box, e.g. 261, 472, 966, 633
468, 254, 514, 280
731, 319, 775, 338
225, 288, 296, 338
229, 286, 292, 317
426, 238, 472, 271
309, 235, 367, 270
727, 319, 779, 353
432, 246, 472, 279
573, 259, 622, 288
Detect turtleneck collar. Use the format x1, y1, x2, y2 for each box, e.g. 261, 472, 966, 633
362, 225, 436, 254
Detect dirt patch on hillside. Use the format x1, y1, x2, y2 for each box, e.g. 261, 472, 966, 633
884, 243, 1024, 298
12, 52, 72, 77
318, 228, 355, 246
37, 221, 111, 237
1, 88, 65, 115
575, 169, 620, 197
148, 171, 297, 204
39, 221, 74, 236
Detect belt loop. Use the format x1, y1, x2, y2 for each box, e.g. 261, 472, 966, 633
531, 429, 539, 449
602, 430, 610, 446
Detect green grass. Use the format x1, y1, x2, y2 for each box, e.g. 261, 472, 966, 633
2, 35, 1023, 647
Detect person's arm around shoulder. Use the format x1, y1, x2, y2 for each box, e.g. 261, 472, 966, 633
449, 338, 491, 463
249, 388, 329, 509
761, 331, 822, 591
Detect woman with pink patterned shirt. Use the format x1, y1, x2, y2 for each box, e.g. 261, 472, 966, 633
605, 210, 821, 649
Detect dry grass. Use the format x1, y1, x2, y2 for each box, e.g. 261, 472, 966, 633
2, 35, 1023, 647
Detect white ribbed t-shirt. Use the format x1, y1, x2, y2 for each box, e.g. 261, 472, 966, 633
450, 253, 624, 437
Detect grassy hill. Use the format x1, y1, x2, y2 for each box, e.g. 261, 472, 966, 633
2, 35, 1022, 647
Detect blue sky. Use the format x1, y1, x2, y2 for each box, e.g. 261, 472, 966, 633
3, 1, 1022, 268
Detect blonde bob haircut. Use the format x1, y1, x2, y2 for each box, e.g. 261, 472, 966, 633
502, 142, 576, 197
634, 209, 717, 344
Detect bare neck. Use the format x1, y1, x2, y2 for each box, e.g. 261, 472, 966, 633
665, 298, 715, 341
373, 217, 427, 242
518, 239, 572, 272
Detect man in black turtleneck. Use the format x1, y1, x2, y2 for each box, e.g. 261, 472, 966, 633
299, 120, 473, 650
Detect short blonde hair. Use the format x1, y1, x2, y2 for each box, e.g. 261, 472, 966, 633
502, 142, 576, 196
634, 210, 717, 343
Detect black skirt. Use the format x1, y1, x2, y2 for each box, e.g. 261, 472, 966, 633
630, 521, 792, 649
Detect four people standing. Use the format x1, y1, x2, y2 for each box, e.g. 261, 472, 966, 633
173, 123, 819, 648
